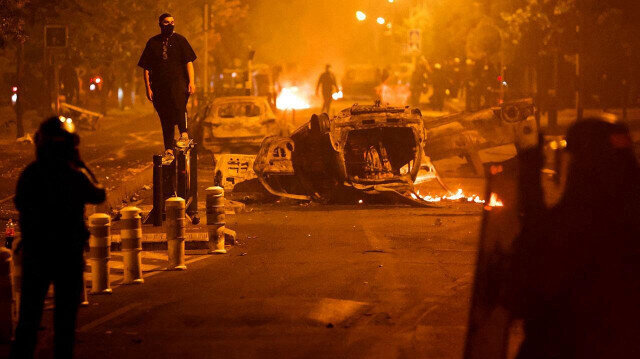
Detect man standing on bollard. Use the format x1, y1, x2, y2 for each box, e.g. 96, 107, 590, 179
139, 13, 197, 165
10, 116, 106, 359
316, 64, 338, 114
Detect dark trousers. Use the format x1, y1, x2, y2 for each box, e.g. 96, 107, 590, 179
153, 100, 188, 151
321, 94, 332, 114
11, 257, 84, 359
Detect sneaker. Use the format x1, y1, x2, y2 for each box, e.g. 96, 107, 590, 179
176, 132, 190, 148
162, 149, 175, 165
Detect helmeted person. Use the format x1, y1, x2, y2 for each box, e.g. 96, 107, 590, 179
316, 64, 339, 114
509, 118, 640, 358
138, 13, 197, 164
10, 116, 106, 359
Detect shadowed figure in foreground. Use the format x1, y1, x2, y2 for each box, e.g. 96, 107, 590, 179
510, 118, 640, 358
10, 117, 106, 359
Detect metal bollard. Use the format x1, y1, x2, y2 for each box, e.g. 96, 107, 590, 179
10, 236, 21, 329
88, 214, 112, 294
165, 197, 187, 270
206, 187, 226, 254
0, 247, 12, 342
81, 271, 89, 306
121, 207, 144, 284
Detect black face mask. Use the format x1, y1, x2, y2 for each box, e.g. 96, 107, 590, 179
160, 24, 174, 36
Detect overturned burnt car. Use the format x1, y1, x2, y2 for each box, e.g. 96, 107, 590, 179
423, 99, 539, 174
253, 103, 426, 203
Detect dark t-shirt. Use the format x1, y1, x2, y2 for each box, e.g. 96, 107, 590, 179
138, 33, 196, 108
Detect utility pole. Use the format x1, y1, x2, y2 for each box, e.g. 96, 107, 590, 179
203, 3, 209, 95
15, 41, 25, 138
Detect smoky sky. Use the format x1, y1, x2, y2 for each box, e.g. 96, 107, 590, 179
246, 0, 378, 79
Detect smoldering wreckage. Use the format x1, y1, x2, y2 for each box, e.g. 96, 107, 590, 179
207, 99, 538, 206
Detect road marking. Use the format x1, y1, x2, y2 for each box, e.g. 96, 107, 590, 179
78, 303, 140, 332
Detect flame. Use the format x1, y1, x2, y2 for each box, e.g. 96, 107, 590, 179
487, 192, 504, 207
332, 90, 343, 100
276, 87, 311, 110
412, 188, 489, 205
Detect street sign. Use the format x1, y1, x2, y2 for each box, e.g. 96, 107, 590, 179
44, 25, 68, 48
408, 29, 421, 52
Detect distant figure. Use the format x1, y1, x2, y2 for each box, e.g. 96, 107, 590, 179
410, 59, 428, 108
429, 63, 447, 111
138, 13, 197, 164
509, 118, 640, 358
10, 116, 106, 359
316, 64, 338, 114
59, 61, 79, 105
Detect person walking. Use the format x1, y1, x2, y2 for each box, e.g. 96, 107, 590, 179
10, 116, 106, 359
316, 64, 338, 114
138, 13, 197, 164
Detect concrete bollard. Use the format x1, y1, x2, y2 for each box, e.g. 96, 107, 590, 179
165, 197, 187, 270
120, 207, 144, 284
81, 271, 89, 306
88, 214, 112, 294
206, 187, 226, 254
10, 236, 21, 330
0, 247, 12, 342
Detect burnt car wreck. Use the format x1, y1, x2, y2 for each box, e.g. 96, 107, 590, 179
253, 104, 426, 203
232, 99, 538, 205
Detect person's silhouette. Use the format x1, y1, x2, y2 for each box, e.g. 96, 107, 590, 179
510, 118, 640, 358
10, 116, 106, 359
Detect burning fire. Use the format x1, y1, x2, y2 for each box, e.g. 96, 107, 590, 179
487, 192, 503, 207
276, 87, 311, 110
332, 89, 344, 101
410, 188, 486, 204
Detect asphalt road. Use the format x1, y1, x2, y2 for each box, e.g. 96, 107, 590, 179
67, 202, 482, 359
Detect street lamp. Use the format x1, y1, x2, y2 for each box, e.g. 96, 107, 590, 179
356, 11, 367, 21
377, 17, 386, 25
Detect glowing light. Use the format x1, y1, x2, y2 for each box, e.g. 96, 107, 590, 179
388, 0, 394, 3
488, 192, 504, 207
231, 72, 237, 78
11, 93, 17, 105
94, 77, 102, 84
117, 88, 124, 104
332, 90, 343, 100
89, 84, 96, 91
358, 199, 363, 204
59, 116, 66, 122
276, 86, 311, 110
377, 17, 386, 25
12, 86, 18, 92
356, 11, 366, 21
